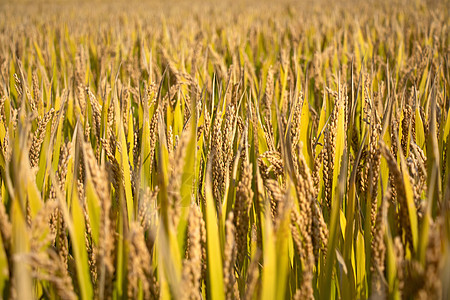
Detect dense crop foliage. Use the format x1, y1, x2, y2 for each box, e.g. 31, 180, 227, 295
0, 0, 449, 299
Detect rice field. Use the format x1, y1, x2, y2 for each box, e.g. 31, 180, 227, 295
0, 0, 449, 299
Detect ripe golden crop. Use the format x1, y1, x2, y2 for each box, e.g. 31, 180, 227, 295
0, 0, 448, 299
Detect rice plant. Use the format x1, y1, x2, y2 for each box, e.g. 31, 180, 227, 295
0, 0, 449, 299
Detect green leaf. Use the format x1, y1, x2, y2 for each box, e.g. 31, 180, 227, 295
204, 161, 225, 300
118, 120, 134, 223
